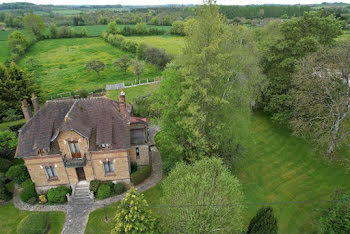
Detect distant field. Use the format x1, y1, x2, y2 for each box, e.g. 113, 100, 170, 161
129, 35, 184, 55
0, 41, 9, 63
107, 83, 159, 104
19, 37, 161, 100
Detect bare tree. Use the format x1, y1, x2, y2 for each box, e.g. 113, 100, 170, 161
291, 42, 350, 157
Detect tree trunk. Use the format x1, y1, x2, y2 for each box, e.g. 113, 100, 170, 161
327, 114, 346, 158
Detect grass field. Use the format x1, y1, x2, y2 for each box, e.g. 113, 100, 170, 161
86, 111, 350, 233
129, 35, 184, 55
0, 203, 65, 234
0, 40, 9, 63
18, 37, 161, 100
107, 83, 159, 104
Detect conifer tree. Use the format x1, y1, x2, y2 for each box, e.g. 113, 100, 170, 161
247, 206, 278, 234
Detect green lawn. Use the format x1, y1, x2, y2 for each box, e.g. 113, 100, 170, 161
128, 35, 184, 56
0, 203, 65, 234
237, 112, 350, 233
107, 83, 159, 104
18, 37, 161, 100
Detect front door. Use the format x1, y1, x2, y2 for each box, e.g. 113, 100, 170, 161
76, 167, 86, 181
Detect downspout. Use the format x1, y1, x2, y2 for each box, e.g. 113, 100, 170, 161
90, 152, 97, 179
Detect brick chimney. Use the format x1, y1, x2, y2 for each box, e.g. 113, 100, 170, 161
31, 93, 40, 113
119, 89, 126, 103
21, 99, 32, 122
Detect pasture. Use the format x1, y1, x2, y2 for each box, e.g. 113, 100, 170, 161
129, 35, 184, 55
18, 37, 161, 100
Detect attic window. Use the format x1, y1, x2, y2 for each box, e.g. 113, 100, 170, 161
101, 143, 110, 149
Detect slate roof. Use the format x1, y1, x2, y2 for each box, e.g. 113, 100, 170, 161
16, 98, 130, 158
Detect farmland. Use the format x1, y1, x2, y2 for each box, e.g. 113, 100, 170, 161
18, 37, 161, 99
129, 35, 184, 55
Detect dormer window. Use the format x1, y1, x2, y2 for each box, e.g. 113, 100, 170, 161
68, 141, 81, 158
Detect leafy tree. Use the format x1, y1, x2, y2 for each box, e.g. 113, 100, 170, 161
86, 60, 105, 78
131, 59, 145, 83
135, 22, 147, 35
7, 31, 29, 58
113, 56, 130, 74
23, 12, 45, 39
291, 42, 350, 157
136, 43, 148, 60
170, 20, 185, 35
145, 47, 170, 70
107, 21, 120, 35
316, 190, 350, 233
161, 157, 245, 233
247, 207, 278, 234
113, 188, 159, 233
6, 164, 30, 184
153, 1, 262, 167
2, 109, 22, 122
49, 23, 58, 39
0, 130, 17, 160
260, 11, 342, 125
0, 62, 38, 121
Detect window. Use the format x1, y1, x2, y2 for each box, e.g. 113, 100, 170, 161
103, 161, 115, 174
101, 143, 110, 149
45, 166, 58, 180
68, 141, 81, 158
136, 147, 140, 159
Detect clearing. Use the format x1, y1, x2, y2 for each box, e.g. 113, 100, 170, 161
18, 37, 161, 100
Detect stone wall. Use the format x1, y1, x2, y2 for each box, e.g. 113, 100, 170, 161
128, 145, 150, 167
91, 150, 131, 183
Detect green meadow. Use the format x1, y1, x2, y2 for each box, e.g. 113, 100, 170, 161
129, 35, 184, 55
18, 37, 161, 100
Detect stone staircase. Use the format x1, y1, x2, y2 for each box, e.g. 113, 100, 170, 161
70, 181, 94, 204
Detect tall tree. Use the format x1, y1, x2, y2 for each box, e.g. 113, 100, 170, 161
291, 42, 350, 157
247, 207, 278, 234
113, 188, 159, 233
23, 12, 45, 39
161, 157, 245, 233
153, 0, 262, 169
7, 31, 29, 59
0, 62, 39, 121
260, 11, 342, 125
86, 60, 105, 78
107, 21, 120, 35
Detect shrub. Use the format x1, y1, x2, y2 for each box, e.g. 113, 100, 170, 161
9, 122, 25, 133
38, 194, 47, 203
131, 165, 152, 185
19, 179, 36, 202
247, 206, 278, 234
102, 181, 114, 189
113, 183, 126, 195
77, 90, 89, 98
27, 197, 37, 204
131, 162, 138, 174
0, 158, 13, 173
6, 164, 30, 184
17, 213, 48, 234
0, 181, 11, 201
2, 109, 22, 122
97, 184, 111, 199
89, 180, 101, 194
47, 186, 71, 203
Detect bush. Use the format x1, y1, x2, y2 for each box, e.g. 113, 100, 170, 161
17, 213, 48, 234
131, 165, 152, 185
27, 197, 37, 204
102, 181, 114, 189
247, 206, 278, 234
89, 180, 101, 194
38, 194, 47, 203
19, 179, 36, 202
6, 164, 30, 184
113, 183, 126, 195
77, 90, 89, 98
9, 122, 25, 133
2, 109, 22, 122
97, 184, 111, 199
0, 181, 11, 201
47, 185, 71, 203
131, 162, 138, 174
0, 158, 13, 173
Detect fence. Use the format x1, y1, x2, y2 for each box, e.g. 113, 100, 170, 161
105, 77, 162, 91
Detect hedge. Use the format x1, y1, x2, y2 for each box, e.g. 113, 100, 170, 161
19, 179, 36, 202
96, 184, 111, 200
17, 213, 49, 234
0, 158, 13, 173
131, 165, 152, 185
89, 180, 101, 194
113, 183, 126, 195
5, 164, 30, 184
47, 186, 71, 203
0, 181, 11, 201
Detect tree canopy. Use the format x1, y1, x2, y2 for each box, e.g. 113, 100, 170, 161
247, 206, 278, 234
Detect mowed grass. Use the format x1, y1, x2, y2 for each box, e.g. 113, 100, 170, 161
107, 83, 159, 104
85, 184, 162, 234
129, 35, 184, 56
18, 37, 161, 100
237, 112, 350, 233
0, 203, 65, 234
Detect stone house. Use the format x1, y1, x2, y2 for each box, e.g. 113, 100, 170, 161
15, 91, 150, 193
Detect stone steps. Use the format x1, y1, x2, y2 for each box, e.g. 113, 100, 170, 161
69, 181, 93, 204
